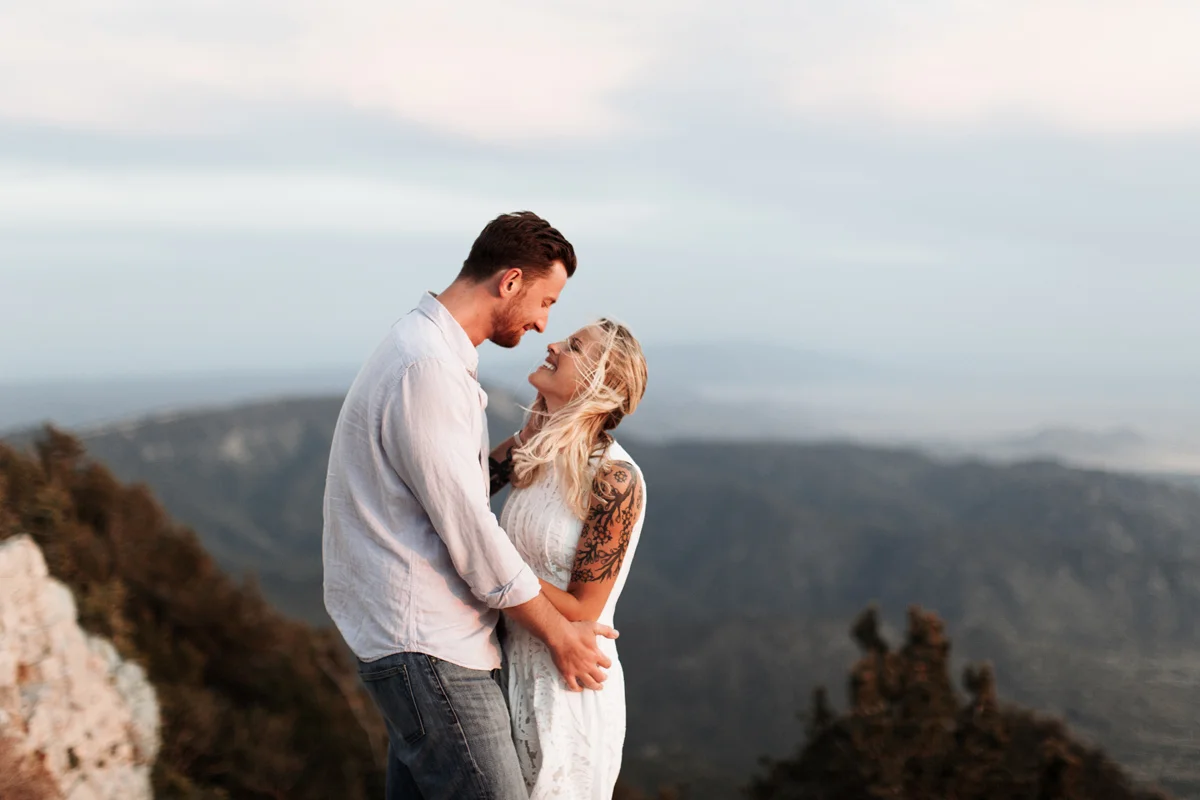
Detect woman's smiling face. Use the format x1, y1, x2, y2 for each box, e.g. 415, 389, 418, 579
528, 325, 603, 411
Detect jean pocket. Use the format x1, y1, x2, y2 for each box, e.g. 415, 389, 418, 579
360, 663, 425, 744
359, 664, 404, 681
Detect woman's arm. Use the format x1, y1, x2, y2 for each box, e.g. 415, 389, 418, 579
539, 460, 644, 622
537, 578, 583, 620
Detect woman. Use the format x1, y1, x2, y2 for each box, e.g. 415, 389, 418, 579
488, 318, 648, 800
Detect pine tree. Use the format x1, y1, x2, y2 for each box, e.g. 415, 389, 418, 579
748, 605, 1172, 800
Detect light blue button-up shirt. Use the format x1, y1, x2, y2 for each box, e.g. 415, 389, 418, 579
323, 293, 540, 669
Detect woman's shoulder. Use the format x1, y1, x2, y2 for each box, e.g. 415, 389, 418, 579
594, 441, 644, 502
601, 439, 640, 474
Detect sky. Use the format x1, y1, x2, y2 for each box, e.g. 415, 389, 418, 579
3, 1, 1199, 396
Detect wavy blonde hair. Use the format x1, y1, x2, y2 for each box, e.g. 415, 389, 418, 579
511, 318, 648, 519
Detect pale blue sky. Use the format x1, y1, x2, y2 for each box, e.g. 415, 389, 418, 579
2, 0, 1199, 391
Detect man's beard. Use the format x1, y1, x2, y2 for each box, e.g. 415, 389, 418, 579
490, 303, 526, 349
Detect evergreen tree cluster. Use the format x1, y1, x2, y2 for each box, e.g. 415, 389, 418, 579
749, 606, 1172, 800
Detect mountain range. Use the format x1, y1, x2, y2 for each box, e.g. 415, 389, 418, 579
10, 392, 1200, 797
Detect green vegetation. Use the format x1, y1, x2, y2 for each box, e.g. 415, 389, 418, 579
0, 428, 384, 799
749, 607, 1171, 800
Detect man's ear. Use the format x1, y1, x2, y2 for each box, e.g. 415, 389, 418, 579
497, 267, 524, 298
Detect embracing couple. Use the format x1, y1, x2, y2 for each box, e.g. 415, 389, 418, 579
323, 211, 649, 799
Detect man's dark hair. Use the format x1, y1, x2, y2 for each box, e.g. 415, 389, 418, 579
459, 211, 577, 283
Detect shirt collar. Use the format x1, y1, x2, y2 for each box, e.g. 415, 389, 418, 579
416, 292, 480, 378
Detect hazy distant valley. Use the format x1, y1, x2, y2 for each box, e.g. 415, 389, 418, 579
5, 341, 1200, 478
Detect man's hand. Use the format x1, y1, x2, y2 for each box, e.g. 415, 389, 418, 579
504, 594, 618, 691
547, 620, 619, 692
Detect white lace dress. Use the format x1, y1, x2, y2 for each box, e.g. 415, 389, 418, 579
500, 441, 647, 800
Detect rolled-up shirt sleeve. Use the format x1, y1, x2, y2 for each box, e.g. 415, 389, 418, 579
381, 358, 541, 609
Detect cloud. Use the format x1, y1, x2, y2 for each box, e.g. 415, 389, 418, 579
777, 0, 1200, 134
0, 161, 660, 235
5, 1, 1200, 144
0, 1, 648, 143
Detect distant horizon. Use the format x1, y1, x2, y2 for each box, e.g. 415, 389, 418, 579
4, 343, 1198, 453
7, 383, 1200, 480
4, 335, 1194, 387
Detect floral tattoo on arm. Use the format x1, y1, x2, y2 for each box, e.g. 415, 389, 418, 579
570, 461, 643, 584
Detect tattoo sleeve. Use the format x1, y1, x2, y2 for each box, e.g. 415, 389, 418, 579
569, 461, 643, 584
489, 446, 515, 496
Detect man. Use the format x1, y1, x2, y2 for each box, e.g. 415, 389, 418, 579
323, 211, 615, 800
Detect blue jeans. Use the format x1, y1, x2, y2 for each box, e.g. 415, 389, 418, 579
357, 652, 528, 800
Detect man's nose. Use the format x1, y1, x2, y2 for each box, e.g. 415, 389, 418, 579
534, 316, 548, 334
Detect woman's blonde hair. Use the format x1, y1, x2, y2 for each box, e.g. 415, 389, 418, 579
511, 318, 648, 519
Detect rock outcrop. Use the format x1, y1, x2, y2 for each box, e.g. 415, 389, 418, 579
0, 535, 160, 800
